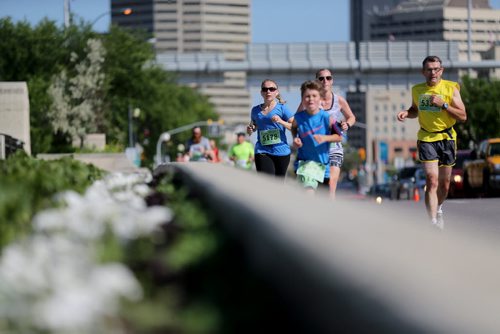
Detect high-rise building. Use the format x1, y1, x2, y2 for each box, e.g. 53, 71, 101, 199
111, 0, 251, 124
350, 0, 500, 60
350, 0, 403, 53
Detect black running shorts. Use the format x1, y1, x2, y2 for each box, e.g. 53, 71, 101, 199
418, 139, 456, 166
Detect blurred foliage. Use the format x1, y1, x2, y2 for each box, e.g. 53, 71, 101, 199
0, 18, 217, 165
456, 76, 500, 149
0, 153, 305, 332
0, 152, 103, 249
119, 172, 308, 334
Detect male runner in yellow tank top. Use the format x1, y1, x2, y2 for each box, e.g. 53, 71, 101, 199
397, 56, 467, 229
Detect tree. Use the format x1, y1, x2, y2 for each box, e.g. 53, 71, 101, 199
0, 19, 218, 160
0, 18, 96, 153
457, 76, 500, 149
48, 38, 106, 148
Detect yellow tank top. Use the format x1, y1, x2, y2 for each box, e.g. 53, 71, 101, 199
412, 79, 459, 142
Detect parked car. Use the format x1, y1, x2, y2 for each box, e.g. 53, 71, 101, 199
464, 138, 500, 197
390, 165, 426, 200
448, 149, 473, 198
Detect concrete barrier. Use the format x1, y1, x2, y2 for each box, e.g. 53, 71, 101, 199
37, 153, 140, 173
155, 162, 500, 333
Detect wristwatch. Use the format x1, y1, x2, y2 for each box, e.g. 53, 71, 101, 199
442, 102, 449, 110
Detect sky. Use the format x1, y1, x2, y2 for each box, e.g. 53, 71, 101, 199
2, 0, 500, 43
0, 0, 349, 42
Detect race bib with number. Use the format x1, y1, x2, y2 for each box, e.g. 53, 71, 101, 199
259, 129, 281, 145
296, 160, 326, 183
418, 94, 442, 112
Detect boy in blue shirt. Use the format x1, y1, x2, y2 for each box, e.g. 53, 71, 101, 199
291, 80, 342, 192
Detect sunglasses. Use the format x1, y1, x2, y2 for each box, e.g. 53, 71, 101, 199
261, 87, 277, 92
318, 76, 333, 81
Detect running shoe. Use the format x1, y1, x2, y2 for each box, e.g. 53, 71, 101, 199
436, 205, 444, 230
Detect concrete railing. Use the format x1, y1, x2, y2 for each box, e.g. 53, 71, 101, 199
154, 162, 500, 333
37, 153, 140, 173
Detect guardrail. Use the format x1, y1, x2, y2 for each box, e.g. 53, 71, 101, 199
154, 162, 500, 333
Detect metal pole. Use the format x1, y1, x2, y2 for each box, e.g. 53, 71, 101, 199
64, 0, 71, 28
128, 104, 133, 147
467, 0, 472, 74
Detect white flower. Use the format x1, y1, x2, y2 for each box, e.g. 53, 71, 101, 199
35, 263, 141, 332
1, 170, 172, 332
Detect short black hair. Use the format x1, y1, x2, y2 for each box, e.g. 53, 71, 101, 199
422, 55, 442, 68
236, 132, 245, 137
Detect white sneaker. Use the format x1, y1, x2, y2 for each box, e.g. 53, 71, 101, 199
437, 206, 444, 230
431, 217, 444, 230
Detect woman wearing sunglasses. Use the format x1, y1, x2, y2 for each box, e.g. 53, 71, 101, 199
247, 79, 294, 177
315, 69, 356, 199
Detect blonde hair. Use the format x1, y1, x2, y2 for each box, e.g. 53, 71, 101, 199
261, 79, 286, 104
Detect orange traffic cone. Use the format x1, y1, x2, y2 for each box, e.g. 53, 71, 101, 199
413, 187, 420, 202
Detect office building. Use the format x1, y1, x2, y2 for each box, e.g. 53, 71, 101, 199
111, 0, 251, 123
351, 0, 500, 61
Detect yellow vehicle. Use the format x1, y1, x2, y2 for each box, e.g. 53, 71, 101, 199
463, 138, 500, 197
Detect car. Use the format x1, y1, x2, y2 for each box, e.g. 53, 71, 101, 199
464, 138, 500, 197
390, 165, 426, 200
448, 149, 473, 198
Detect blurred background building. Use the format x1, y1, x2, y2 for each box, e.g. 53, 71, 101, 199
351, 0, 500, 61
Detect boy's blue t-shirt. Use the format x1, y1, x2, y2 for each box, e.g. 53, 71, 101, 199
294, 110, 331, 178
251, 103, 293, 156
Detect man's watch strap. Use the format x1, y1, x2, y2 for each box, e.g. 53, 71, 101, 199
442, 102, 449, 110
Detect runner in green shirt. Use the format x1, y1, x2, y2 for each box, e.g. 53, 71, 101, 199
229, 133, 254, 169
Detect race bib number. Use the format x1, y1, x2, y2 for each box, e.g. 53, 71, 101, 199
260, 129, 281, 145
418, 94, 441, 112
296, 161, 326, 183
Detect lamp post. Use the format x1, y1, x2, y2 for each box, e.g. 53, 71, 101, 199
63, 0, 133, 30
128, 104, 141, 148
91, 8, 133, 28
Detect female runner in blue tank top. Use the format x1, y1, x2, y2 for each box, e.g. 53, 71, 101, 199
247, 79, 294, 177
